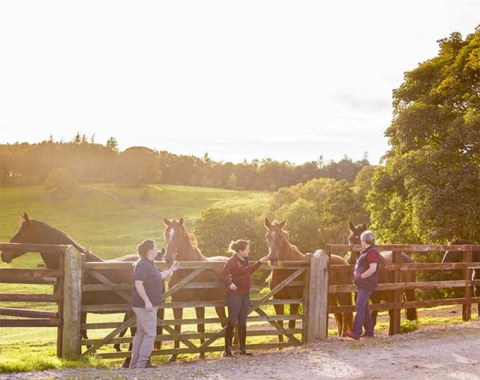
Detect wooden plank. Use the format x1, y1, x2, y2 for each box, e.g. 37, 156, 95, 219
0, 243, 68, 254
81, 328, 304, 346
328, 297, 480, 313
81, 313, 301, 330
82, 284, 131, 292
56, 252, 65, 358
392, 251, 402, 334
0, 307, 58, 319
93, 341, 301, 359
0, 268, 63, 279
307, 249, 328, 343
83, 315, 136, 355
163, 268, 204, 299
0, 293, 61, 302
0, 276, 58, 284
326, 244, 480, 253
250, 268, 306, 310
86, 270, 131, 302
81, 304, 130, 313
61, 246, 83, 359
329, 280, 471, 293
0, 318, 61, 327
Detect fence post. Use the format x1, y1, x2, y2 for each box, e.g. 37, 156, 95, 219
392, 250, 402, 334
306, 249, 329, 344
462, 249, 473, 321
61, 245, 83, 358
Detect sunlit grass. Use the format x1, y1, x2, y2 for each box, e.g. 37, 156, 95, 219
0, 184, 271, 262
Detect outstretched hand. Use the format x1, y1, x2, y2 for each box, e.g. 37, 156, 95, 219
170, 261, 180, 272
260, 255, 270, 263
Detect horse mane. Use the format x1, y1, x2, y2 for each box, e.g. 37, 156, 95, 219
177, 223, 208, 259
33, 219, 99, 259
282, 229, 301, 253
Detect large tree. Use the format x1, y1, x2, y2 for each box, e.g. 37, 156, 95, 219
368, 27, 480, 243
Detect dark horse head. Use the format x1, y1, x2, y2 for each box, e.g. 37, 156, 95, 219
346, 221, 367, 265
443, 239, 480, 263
163, 217, 199, 265
264, 218, 289, 266
1, 212, 87, 268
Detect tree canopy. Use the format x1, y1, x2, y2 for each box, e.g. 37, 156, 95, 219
368, 26, 480, 243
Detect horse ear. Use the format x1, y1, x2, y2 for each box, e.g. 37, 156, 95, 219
362, 222, 367, 230
22, 212, 30, 224
348, 221, 355, 232
279, 219, 287, 228
264, 217, 272, 229
179, 217, 184, 226
163, 218, 171, 226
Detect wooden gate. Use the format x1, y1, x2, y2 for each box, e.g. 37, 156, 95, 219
0, 242, 71, 357
73, 252, 328, 359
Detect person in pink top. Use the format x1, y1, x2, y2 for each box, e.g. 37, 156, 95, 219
219, 239, 270, 357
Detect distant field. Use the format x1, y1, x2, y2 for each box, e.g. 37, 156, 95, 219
0, 184, 273, 371
0, 184, 272, 267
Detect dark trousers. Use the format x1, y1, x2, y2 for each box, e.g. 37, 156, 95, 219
227, 292, 250, 325
225, 292, 250, 352
352, 287, 374, 336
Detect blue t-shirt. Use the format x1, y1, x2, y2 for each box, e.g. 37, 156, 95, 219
131, 258, 163, 307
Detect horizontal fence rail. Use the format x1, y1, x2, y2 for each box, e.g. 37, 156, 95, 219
325, 244, 480, 334
0, 242, 69, 357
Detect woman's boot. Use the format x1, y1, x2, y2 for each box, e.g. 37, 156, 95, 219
223, 323, 235, 357
238, 325, 252, 355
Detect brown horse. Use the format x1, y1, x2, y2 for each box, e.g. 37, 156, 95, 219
0, 213, 163, 366
163, 217, 228, 362
443, 239, 480, 318
346, 222, 417, 335
264, 218, 353, 338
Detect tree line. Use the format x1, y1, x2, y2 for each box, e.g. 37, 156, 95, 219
0, 139, 370, 191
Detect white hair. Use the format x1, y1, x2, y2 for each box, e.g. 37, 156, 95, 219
360, 230, 376, 245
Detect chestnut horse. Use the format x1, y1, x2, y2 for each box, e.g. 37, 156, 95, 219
0, 213, 163, 366
264, 218, 353, 338
442, 239, 480, 317
346, 222, 417, 335
163, 217, 228, 362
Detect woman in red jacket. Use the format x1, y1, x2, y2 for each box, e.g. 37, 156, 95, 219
219, 239, 270, 357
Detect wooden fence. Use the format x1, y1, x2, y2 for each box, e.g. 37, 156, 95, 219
325, 244, 480, 335
0, 242, 80, 357
75, 253, 327, 359
0, 244, 328, 359
2, 243, 480, 359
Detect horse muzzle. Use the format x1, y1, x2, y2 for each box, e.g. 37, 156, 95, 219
1, 251, 12, 263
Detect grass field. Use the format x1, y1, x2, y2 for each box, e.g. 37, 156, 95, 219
0, 185, 471, 373
0, 184, 274, 372
0, 183, 272, 265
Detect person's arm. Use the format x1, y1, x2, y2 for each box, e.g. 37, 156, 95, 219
160, 261, 180, 279
360, 263, 378, 279
249, 255, 270, 273
134, 280, 153, 311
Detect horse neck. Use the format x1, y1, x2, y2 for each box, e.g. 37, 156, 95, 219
175, 236, 206, 261
281, 238, 304, 260
35, 222, 89, 268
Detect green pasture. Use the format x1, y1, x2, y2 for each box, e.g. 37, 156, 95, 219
0, 185, 471, 373
0, 184, 275, 372
0, 184, 272, 266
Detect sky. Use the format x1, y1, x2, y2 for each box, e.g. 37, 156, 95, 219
0, 1, 479, 165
